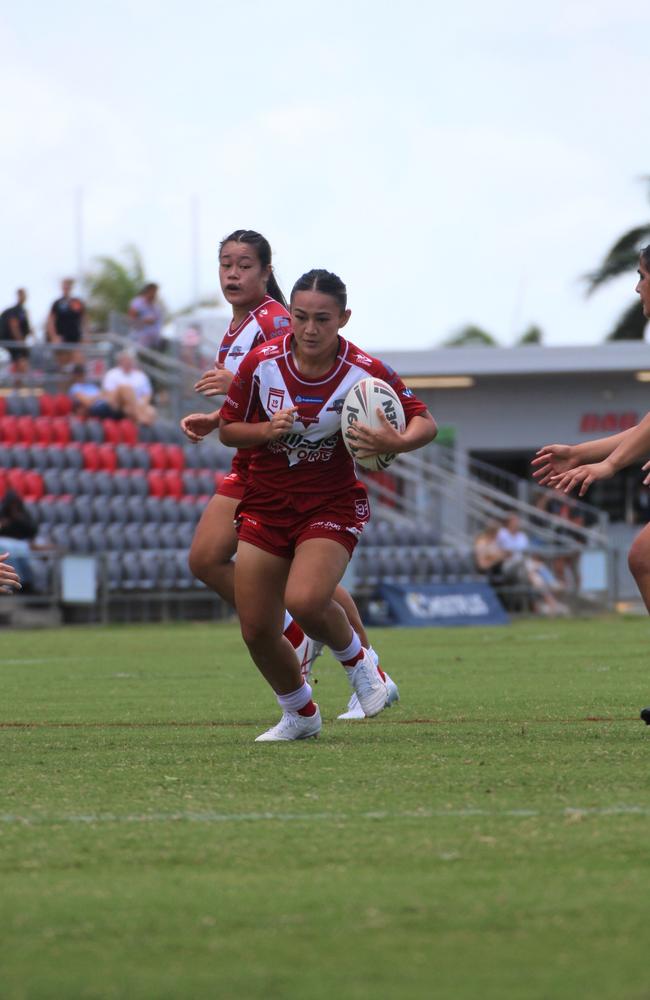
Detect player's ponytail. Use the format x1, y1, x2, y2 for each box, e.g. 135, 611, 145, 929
290, 269, 347, 311
219, 229, 288, 308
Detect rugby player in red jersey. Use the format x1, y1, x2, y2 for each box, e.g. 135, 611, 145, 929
219, 269, 437, 741
181, 233, 396, 715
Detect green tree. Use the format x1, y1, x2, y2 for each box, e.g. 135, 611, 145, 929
441, 324, 499, 347
515, 324, 543, 346
84, 244, 147, 330
584, 180, 650, 340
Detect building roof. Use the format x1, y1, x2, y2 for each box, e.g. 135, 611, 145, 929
378, 342, 650, 378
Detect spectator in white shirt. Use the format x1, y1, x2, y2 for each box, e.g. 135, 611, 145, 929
496, 514, 530, 554
102, 351, 156, 425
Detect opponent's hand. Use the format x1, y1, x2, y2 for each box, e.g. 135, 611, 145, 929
642, 460, 650, 486
549, 459, 615, 497
346, 408, 403, 459
267, 407, 298, 440
194, 363, 234, 398
531, 444, 577, 486
180, 411, 220, 443
0, 552, 21, 594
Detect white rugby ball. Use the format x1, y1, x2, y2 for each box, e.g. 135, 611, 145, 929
342, 377, 406, 471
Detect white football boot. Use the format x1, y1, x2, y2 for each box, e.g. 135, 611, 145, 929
255, 706, 322, 742
338, 672, 399, 720
346, 650, 388, 718
294, 634, 324, 683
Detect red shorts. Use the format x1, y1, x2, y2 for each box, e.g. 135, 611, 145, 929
235, 483, 370, 560
216, 470, 246, 501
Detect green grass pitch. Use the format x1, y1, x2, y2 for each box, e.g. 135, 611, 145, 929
2, 617, 650, 1000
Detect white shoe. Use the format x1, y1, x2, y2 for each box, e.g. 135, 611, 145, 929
294, 635, 325, 682
255, 706, 322, 742
346, 651, 388, 718
338, 672, 399, 720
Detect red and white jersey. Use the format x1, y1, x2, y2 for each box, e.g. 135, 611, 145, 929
219, 333, 429, 497
216, 296, 291, 481
216, 295, 291, 373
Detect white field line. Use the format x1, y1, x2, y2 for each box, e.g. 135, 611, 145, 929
1, 806, 649, 826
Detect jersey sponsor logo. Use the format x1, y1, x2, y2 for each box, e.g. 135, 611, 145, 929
267, 388, 285, 413
268, 431, 339, 465
295, 394, 323, 404
224, 397, 239, 409
298, 414, 320, 428
274, 316, 290, 329
402, 388, 414, 398
228, 345, 245, 358
260, 309, 268, 316
258, 344, 279, 356
352, 352, 373, 367
326, 397, 345, 414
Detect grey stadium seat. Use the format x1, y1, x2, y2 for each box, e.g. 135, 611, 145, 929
126, 496, 146, 524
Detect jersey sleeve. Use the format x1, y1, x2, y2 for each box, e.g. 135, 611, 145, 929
370, 359, 429, 423
219, 351, 260, 423
257, 302, 292, 341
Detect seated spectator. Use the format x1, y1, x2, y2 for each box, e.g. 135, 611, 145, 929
128, 283, 164, 351
69, 364, 124, 419
0, 551, 21, 593
0, 490, 38, 590
0, 288, 31, 376
102, 351, 156, 425
475, 517, 567, 616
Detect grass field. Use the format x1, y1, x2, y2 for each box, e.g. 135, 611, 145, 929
3, 618, 650, 1000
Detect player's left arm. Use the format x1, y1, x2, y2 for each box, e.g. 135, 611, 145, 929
350, 410, 437, 459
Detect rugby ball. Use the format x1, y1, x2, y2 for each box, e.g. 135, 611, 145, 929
342, 377, 406, 471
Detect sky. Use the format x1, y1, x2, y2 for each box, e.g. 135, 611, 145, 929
1, 0, 650, 352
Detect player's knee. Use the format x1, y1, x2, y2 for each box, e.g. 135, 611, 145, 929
239, 617, 273, 651
285, 590, 326, 630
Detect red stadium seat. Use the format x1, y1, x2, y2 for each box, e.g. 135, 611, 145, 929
98, 444, 117, 472
148, 443, 167, 470
51, 417, 71, 446
166, 445, 185, 472
53, 394, 72, 417
0, 397, 6, 418
81, 443, 101, 472
34, 416, 53, 446
119, 420, 138, 446
39, 394, 57, 418
102, 420, 122, 446
24, 471, 44, 501
16, 416, 36, 445
147, 470, 166, 497
7, 468, 26, 494
0, 416, 19, 445
163, 470, 183, 499
0, 470, 7, 495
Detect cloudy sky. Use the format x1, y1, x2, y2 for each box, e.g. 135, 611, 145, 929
2, 0, 649, 351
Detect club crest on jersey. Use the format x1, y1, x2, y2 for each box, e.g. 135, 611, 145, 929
354, 499, 370, 520
267, 388, 285, 414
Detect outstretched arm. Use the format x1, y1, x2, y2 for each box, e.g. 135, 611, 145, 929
547, 412, 650, 496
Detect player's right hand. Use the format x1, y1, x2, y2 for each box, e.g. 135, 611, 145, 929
180, 412, 220, 443
531, 444, 576, 486
267, 407, 298, 439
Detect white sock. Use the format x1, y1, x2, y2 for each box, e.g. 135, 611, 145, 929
277, 682, 312, 712
283, 611, 293, 631
331, 631, 362, 665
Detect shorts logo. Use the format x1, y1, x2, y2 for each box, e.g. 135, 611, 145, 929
354, 499, 370, 520
267, 388, 285, 414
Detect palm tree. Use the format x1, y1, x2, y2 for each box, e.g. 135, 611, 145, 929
515, 324, 543, 346
584, 180, 650, 340
84, 244, 147, 330
441, 324, 499, 347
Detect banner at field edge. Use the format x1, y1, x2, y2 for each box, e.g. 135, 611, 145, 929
378, 581, 509, 627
